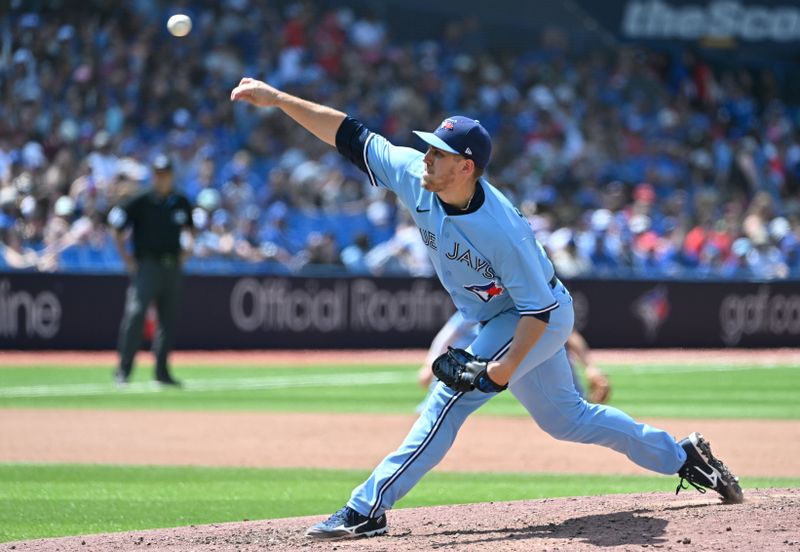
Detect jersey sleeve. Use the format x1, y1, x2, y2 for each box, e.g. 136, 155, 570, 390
495, 237, 558, 321
107, 195, 139, 230
335, 116, 422, 195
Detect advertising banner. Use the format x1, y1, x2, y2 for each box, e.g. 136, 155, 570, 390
0, 274, 455, 350
181, 275, 456, 349
569, 280, 800, 347
571, 0, 800, 51
1, 273, 798, 350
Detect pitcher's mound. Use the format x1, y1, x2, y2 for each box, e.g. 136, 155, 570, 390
9, 488, 799, 551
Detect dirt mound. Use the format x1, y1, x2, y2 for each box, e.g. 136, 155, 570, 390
6, 488, 799, 551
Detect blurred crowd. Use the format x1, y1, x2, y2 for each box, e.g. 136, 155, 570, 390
1, 0, 799, 279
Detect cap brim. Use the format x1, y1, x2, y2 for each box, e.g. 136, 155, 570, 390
412, 131, 460, 155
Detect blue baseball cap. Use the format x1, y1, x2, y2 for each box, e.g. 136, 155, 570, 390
413, 116, 492, 169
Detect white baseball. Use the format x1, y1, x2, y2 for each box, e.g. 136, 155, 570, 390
167, 14, 192, 37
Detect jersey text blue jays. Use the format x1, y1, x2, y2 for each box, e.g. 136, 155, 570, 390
445, 242, 495, 279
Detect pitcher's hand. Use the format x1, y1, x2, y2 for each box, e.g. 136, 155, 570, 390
230, 78, 282, 108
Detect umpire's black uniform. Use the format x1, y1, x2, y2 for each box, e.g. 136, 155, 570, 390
108, 154, 194, 386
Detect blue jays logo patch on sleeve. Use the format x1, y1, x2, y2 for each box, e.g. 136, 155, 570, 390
464, 281, 504, 303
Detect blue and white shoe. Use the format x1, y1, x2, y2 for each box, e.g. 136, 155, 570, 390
676, 432, 743, 504
305, 506, 388, 539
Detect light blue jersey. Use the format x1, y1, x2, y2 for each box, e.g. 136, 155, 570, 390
363, 133, 559, 324
333, 117, 686, 523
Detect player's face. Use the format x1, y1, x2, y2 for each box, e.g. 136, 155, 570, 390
153, 170, 174, 197
421, 147, 466, 192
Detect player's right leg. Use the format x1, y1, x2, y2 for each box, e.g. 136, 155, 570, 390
306, 381, 494, 539
307, 318, 506, 540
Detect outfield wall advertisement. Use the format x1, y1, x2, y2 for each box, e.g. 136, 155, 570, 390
1, 273, 798, 349
572, 0, 800, 47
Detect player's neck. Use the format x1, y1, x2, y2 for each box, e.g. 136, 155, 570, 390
438, 180, 478, 211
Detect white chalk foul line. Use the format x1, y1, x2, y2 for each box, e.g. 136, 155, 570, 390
1, 364, 794, 399
0, 372, 411, 399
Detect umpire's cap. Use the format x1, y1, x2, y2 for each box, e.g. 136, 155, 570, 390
152, 154, 173, 172
413, 116, 492, 169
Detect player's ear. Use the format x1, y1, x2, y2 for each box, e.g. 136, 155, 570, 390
462, 158, 476, 176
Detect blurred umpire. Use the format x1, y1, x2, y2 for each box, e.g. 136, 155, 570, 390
108, 154, 194, 387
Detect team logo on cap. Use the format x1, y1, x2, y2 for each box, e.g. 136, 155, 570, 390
441, 119, 456, 131
464, 281, 504, 303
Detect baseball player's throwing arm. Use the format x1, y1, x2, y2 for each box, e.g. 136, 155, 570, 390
230, 78, 345, 146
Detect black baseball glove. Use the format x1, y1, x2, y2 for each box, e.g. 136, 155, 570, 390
432, 347, 507, 393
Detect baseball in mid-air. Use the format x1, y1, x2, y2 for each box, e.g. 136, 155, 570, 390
167, 14, 192, 37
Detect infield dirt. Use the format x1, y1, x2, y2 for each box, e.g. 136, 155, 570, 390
1, 349, 798, 551
4, 489, 799, 551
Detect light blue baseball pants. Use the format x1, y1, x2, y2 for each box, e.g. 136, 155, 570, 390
348, 282, 687, 519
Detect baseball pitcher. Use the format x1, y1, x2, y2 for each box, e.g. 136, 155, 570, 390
230, 77, 743, 540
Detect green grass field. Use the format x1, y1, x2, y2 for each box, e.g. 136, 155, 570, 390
1, 360, 798, 543
1, 362, 799, 418
1, 464, 798, 543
